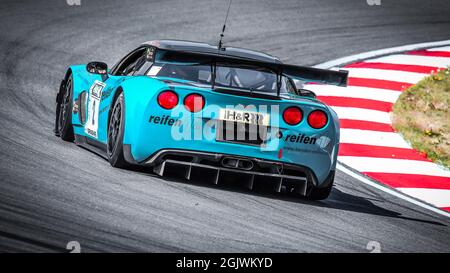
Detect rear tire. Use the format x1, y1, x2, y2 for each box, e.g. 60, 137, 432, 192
55, 74, 75, 141
107, 92, 128, 168
306, 171, 335, 200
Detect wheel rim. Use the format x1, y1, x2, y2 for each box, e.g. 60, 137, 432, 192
108, 100, 122, 155
58, 78, 72, 131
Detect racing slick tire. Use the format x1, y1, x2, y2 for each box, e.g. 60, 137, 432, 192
55, 73, 75, 142
107, 91, 129, 168
306, 171, 335, 200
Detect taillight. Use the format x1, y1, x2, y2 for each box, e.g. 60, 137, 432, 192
308, 110, 328, 129
157, 91, 178, 109
184, 93, 205, 112
283, 107, 303, 125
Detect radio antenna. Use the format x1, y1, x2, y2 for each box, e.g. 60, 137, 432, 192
218, 0, 233, 50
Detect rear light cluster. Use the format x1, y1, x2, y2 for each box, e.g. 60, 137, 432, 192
308, 110, 328, 129
157, 91, 327, 129
283, 107, 303, 125
184, 93, 205, 113
157, 91, 205, 112
282, 107, 328, 129
157, 91, 178, 109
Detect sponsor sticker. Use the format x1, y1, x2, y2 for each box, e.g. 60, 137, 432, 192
316, 136, 331, 149
85, 80, 106, 138
149, 115, 182, 127
147, 65, 162, 76
219, 108, 269, 126
282, 133, 317, 145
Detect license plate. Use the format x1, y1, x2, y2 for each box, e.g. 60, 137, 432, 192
219, 109, 270, 126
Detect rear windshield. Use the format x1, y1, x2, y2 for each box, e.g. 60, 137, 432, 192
147, 50, 297, 95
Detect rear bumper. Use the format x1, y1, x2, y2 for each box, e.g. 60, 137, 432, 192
125, 147, 320, 196
122, 85, 339, 186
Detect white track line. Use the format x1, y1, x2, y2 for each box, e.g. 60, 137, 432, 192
366, 54, 450, 68
337, 164, 450, 217
331, 106, 392, 124
315, 40, 450, 69
344, 68, 427, 83
427, 46, 450, 51
338, 156, 450, 177
396, 188, 450, 208
305, 85, 401, 103
340, 129, 411, 148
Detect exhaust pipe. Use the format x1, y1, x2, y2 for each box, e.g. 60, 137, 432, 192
221, 157, 254, 170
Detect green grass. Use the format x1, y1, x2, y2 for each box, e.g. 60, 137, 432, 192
392, 67, 450, 169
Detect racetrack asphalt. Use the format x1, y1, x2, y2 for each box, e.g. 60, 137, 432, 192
0, 0, 450, 252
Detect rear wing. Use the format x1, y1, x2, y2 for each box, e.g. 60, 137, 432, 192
281, 64, 348, 87
154, 48, 348, 87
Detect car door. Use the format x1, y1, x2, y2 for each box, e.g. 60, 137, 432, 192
86, 47, 148, 144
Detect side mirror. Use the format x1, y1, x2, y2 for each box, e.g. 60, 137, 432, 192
298, 89, 317, 99
86, 62, 108, 75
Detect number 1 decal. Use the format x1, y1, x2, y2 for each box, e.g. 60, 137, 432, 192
85, 80, 106, 138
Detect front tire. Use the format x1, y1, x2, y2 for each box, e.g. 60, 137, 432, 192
55, 74, 75, 141
107, 92, 128, 168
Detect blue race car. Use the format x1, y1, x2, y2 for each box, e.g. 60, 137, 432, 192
55, 40, 347, 200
